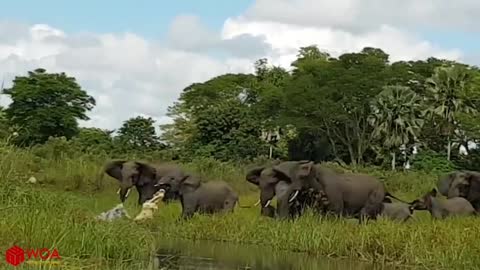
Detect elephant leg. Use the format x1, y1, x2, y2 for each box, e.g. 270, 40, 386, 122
359, 189, 385, 223
261, 206, 276, 217
323, 185, 344, 217
180, 196, 197, 219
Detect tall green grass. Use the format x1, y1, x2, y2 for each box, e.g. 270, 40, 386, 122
1, 142, 479, 269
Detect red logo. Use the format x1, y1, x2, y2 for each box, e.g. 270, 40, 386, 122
5, 246, 24, 266
5, 246, 61, 267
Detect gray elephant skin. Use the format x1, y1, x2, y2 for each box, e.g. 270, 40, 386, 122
103, 160, 181, 205
380, 202, 414, 222
247, 160, 404, 221
155, 170, 239, 219
410, 188, 477, 219
246, 166, 321, 219
437, 170, 480, 212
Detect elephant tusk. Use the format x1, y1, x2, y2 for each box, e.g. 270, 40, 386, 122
254, 199, 260, 206
264, 200, 271, 208
289, 190, 299, 203
116, 187, 131, 198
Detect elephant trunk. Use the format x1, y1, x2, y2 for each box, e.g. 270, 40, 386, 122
119, 177, 134, 203
260, 188, 275, 217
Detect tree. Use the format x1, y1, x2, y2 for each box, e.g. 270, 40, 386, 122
161, 73, 262, 160
2, 68, 95, 146
369, 86, 425, 170
426, 65, 477, 160
116, 116, 162, 151
282, 47, 391, 165
190, 100, 267, 161
71, 127, 114, 153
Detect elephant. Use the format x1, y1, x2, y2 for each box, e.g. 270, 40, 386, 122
380, 202, 414, 222
103, 160, 181, 205
154, 170, 239, 219
439, 170, 480, 211
246, 165, 321, 219
247, 160, 406, 221
410, 188, 477, 219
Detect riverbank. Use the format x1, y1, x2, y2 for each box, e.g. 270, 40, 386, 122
1, 144, 478, 269
2, 183, 479, 269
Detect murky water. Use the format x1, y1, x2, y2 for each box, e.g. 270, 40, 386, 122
154, 239, 406, 270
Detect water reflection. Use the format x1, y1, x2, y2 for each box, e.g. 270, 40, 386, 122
155, 239, 407, 270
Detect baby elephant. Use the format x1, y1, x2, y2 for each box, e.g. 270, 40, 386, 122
156, 172, 238, 219
410, 188, 477, 219
380, 202, 414, 222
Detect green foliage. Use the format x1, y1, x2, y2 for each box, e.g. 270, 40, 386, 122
115, 116, 164, 152
369, 86, 426, 169
162, 73, 269, 161
2, 68, 95, 146
425, 65, 479, 160
1, 49, 480, 176
410, 149, 457, 173
71, 127, 114, 154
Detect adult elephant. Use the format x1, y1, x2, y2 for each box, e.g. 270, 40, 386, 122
103, 160, 181, 205
249, 160, 404, 221
246, 164, 325, 219
441, 170, 480, 211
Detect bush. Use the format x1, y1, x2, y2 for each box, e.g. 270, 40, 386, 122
410, 149, 456, 174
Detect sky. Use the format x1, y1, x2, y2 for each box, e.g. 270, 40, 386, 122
0, 0, 479, 132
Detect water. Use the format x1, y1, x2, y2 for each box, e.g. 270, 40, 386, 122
154, 239, 406, 270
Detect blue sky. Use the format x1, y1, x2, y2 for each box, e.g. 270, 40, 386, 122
2, 0, 478, 54
2, 0, 253, 38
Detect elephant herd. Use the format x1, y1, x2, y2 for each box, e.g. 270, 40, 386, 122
103, 159, 480, 222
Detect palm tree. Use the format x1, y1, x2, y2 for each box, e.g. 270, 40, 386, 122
426, 65, 476, 160
369, 86, 425, 170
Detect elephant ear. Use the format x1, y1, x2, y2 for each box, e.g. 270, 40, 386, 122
135, 161, 157, 185
273, 160, 314, 180
272, 161, 298, 181
104, 160, 126, 181
273, 161, 313, 191
437, 172, 456, 196
245, 167, 265, 186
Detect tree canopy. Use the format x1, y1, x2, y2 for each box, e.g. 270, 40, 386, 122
2, 68, 95, 145
1, 47, 479, 172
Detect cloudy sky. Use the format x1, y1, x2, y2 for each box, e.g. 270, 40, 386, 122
1, 0, 478, 132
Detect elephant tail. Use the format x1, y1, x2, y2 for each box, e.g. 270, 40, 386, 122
238, 199, 261, 208
385, 192, 409, 204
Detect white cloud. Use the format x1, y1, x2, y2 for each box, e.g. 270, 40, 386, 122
0, 21, 255, 133
245, 0, 480, 33
0, 1, 473, 133
165, 14, 272, 58
222, 17, 463, 68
